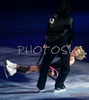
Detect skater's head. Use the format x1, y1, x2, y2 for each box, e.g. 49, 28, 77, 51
72, 46, 87, 60
56, 1, 71, 17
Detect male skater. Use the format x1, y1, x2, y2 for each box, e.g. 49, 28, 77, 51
37, 1, 73, 92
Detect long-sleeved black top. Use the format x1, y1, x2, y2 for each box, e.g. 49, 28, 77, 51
46, 14, 73, 45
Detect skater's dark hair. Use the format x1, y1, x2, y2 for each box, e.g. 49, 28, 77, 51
57, 1, 71, 17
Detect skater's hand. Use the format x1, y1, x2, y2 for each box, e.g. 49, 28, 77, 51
43, 44, 47, 48
48, 69, 54, 76
68, 44, 71, 48
45, 35, 48, 40
67, 44, 71, 50
36, 64, 41, 67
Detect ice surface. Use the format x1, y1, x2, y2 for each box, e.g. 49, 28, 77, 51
0, 47, 89, 100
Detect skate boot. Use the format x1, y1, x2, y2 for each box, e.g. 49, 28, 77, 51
54, 85, 66, 93
6, 65, 17, 76
39, 90, 46, 93
54, 88, 66, 93
6, 60, 17, 69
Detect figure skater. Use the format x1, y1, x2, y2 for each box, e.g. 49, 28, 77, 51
5, 46, 87, 79
37, 1, 73, 92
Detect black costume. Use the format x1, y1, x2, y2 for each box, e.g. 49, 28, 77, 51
37, 2, 73, 90
50, 59, 62, 76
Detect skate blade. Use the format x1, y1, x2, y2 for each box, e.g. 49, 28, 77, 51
3, 65, 10, 79
54, 89, 66, 93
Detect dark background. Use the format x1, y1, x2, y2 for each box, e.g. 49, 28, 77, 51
0, 0, 89, 62
0, 0, 89, 13
0, 1, 89, 100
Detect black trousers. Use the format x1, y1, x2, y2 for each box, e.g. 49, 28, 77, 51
50, 59, 62, 73
37, 41, 70, 90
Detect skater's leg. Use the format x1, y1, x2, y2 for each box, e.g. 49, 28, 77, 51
6, 60, 41, 74
37, 53, 55, 90
6, 60, 30, 73
17, 65, 40, 73
17, 65, 30, 73
50, 59, 62, 71
49, 59, 62, 77
55, 49, 70, 89
26, 65, 40, 73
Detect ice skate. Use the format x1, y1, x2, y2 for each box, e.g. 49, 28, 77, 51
39, 89, 48, 93
54, 88, 66, 93
6, 65, 17, 76
6, 60, 17, 69
3, 65, 9, 79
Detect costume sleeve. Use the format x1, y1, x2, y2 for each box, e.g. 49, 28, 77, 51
46, 24, 49, 37
46, 15, 53, 37
66, 18, 73, 45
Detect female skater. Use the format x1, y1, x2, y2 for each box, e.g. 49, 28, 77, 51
5, 46, 87, 78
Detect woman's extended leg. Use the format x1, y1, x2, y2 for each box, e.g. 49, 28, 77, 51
5, 60, 40, 76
